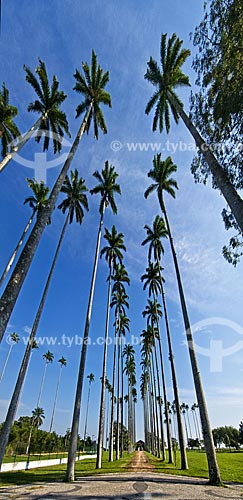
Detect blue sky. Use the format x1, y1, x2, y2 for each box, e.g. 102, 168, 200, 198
0, 0, 242, 443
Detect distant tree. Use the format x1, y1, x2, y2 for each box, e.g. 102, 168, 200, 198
191, 0, 243, 264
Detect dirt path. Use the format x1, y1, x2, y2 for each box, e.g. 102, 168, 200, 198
128, 450, 154, 471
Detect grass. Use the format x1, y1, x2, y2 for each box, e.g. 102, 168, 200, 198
146, 449, 243, 483
0, 451, 134, 486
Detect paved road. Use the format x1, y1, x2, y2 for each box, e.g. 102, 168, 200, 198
0, 452, 242, 499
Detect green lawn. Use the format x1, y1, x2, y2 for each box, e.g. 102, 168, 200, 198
0, 452, 133, 485
147, 449, 243, 483
2, 451, 93, 463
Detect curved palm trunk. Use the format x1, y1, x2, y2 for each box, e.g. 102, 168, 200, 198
0, 211, 70, 469
0, 104, 93, 342
109, 326, 117, 462
83, 382, 92, 445
156, 250, 188, 470
0, 344, 14, 383
96, 268, 112, 469
160, 197, 221, 485
168, 91, 243, 233
0, 212, 35, 288
0, 117, 42, 174
116, 333, 121, 460
49, 364, 63, 434
66, 206, 104, 481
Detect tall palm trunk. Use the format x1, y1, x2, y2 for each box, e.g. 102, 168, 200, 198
148, 385, 154, 454
149, 370, 156, 454
120, 341, 124, 457
83, 382, 92, 445
105, 390, 110, 450
109, 325, 117, 462
160, 196, 221, 484
0, 212, 35, 288
151, 330, 165, 459
66, 206, 104, 481
0, 104, 93, 342
49, 364, 63, 433
0, 210, 70, 469
96, 267, 112, 469
0, 116, 43, 174
128, 382, 133, 453
150, 353, 160, 456
168, 91, 243, 233
156, 249, 188, 470
115, 333, 121, 460
36, 361, 48, 409
156, 327, 173, 463
0, 343, 14, 383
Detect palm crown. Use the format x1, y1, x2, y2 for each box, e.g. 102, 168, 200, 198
58, 168, 89, 224
24, 178, 50, 213
142, 215, 168, 262
141, 261, 162, 297
144, 33, 190, 133
145, 154, 178, 210
100, 225, 126, 270
24, 59, 70, 153
74, 50, 112, 139
90, 161, 121, 215
0, 83, 20, 157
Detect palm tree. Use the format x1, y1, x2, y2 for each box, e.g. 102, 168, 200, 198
0, 50, 111, 343
123, 344, 136, 454
0, 59, 70, 173
36, 350, 54, 408
83, 373, 95, 444
96, 226, 126, 469
0, 178, 49, 288
180, 403, 189, 443
141, 327, 161, 458
142, 216, 187, 468
25, 350, 53, 454
142, 298, 172, 462
109, 286, 129, 462
49, 357, 67, 433
144, 32, 243, 233
118, 313, 130, 458
144, 154, 221, 484
0, 332, 19, 383
67, 162, 120, 481
0, 82, 20, 158
0, 170, 89, 469
26, 407, 45, 455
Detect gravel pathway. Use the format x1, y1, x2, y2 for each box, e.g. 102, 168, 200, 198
0, 452, 242, 500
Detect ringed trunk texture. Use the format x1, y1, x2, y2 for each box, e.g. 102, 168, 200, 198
0, 104, 93, 343
0, 117, 42, 174
66, 207, 104, 481
161, 197, 221, 485
168, 91, 243, 234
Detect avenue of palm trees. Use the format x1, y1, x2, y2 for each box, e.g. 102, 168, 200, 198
0, 28, 241, 486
